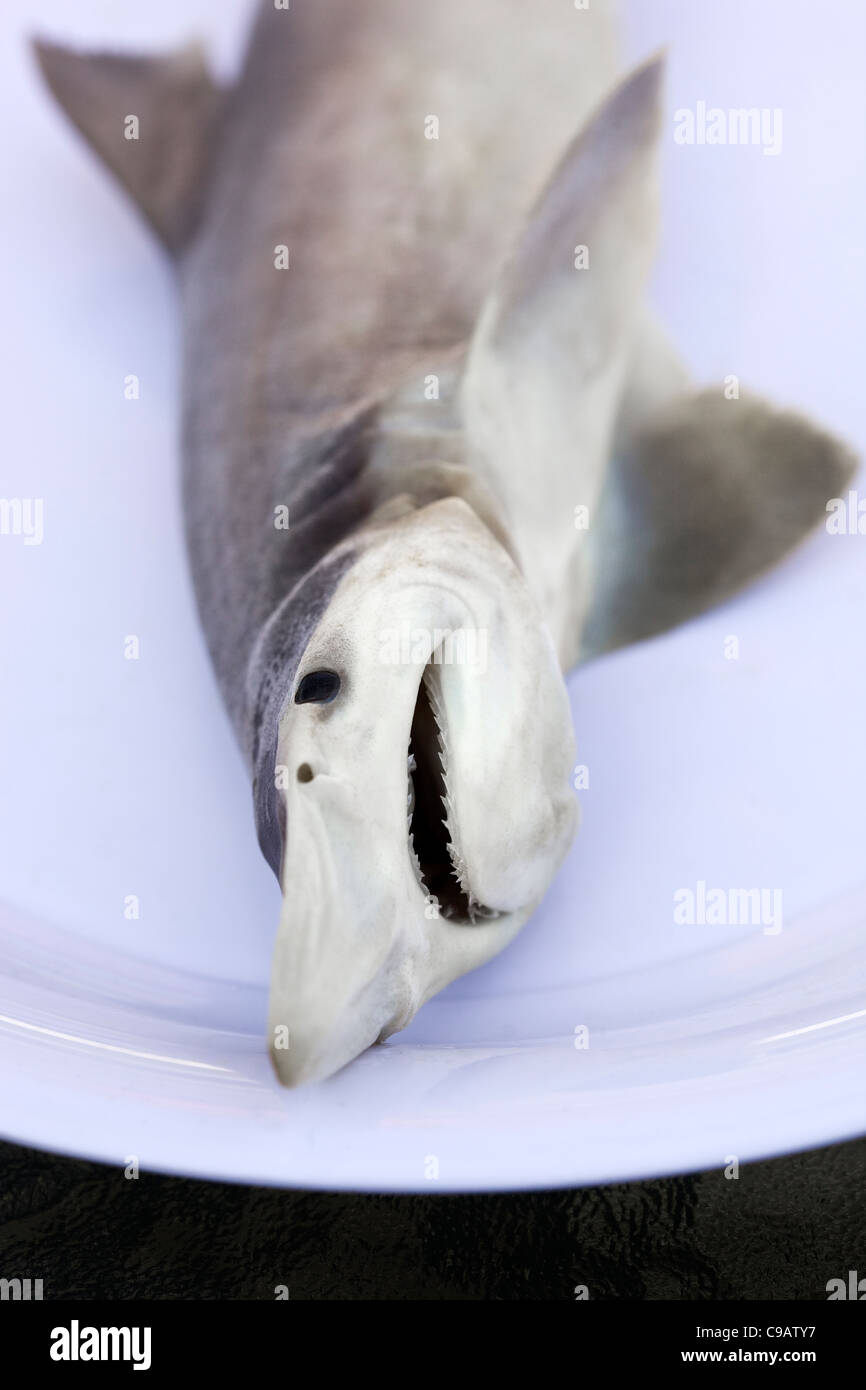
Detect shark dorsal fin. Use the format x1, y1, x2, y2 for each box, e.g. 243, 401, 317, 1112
33, 38, 220, 252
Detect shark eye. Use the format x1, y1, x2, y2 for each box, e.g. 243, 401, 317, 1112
295, 669, 341, 705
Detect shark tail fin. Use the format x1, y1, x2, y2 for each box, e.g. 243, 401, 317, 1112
33, 37, 220, 252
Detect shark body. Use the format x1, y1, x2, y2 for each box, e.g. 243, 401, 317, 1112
36, 1, 854, 1083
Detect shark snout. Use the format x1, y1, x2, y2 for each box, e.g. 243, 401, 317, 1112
268, 969, 409, 1087
267, 779, 426, 1086
268, 910, 422, 1087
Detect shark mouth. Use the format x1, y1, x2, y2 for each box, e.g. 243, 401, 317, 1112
407, 664, 499, 924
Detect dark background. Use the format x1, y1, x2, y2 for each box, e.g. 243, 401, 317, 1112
1, 1135, 863, 1299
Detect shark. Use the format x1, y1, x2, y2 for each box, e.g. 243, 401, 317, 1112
35, 0, 854, 1085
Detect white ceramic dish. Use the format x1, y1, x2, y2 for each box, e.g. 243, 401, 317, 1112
1, 0, 863, 1190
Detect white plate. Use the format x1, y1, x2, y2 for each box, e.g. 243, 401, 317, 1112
1, 0, 864, 1191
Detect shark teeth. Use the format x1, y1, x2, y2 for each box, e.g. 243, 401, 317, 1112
407, 751, 417, 823
407, 752, 425, 885
407, 829, 424, 887
419, 666, 499, 925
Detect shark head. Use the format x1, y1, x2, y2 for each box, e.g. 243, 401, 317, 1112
267, 497, 577, 1085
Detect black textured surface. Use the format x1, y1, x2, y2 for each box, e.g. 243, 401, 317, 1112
0, 1136, 863, 1300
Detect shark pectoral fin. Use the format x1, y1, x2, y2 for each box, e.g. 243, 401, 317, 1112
33, 38, 221, 251
579, 388, 858, 660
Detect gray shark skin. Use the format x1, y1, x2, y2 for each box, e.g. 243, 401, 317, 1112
35, 0, 855, 1085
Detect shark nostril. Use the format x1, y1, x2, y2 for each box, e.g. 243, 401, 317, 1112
297, 763, 314, 783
